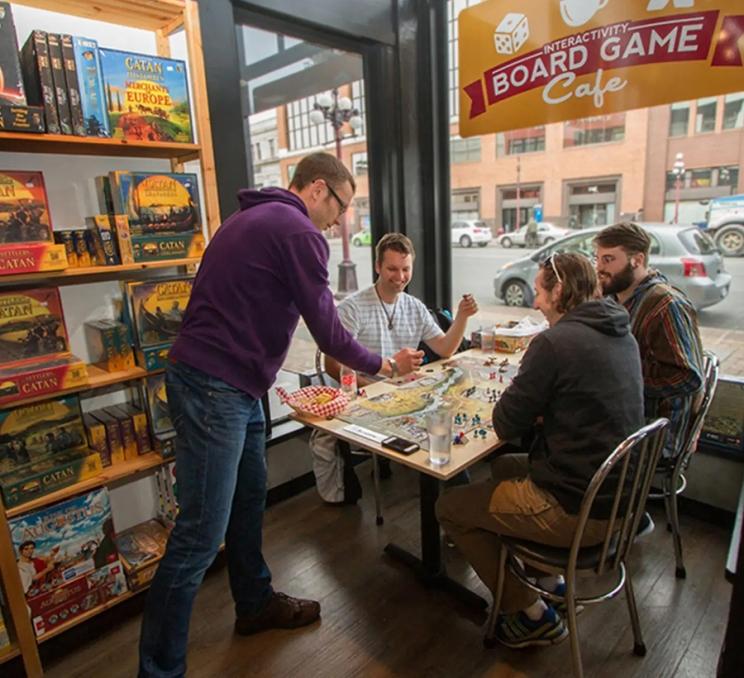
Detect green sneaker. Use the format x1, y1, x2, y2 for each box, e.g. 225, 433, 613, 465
495, 605, 568, 649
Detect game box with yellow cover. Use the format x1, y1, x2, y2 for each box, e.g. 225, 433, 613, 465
124, 277, 193, 349
0, 170, 54, 246
0, 287, 70, 366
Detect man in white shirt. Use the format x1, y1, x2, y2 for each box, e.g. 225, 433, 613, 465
311, 232, 478, 503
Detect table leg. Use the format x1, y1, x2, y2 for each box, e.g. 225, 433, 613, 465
384, 472, 487, 610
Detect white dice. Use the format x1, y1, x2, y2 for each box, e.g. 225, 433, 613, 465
494, 12, 529, 55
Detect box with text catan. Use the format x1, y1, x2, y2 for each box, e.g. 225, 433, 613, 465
0, 355, 88, 406
0, 445, 102, 508
0, 242, 68, 276
131, 231, 205, 262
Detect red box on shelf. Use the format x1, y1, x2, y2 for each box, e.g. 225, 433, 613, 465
0, 355, 88, 406
0, 242, 68, 276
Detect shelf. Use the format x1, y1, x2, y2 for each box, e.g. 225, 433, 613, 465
0, 131, 200, 162
0, 644, 21, 665
0, 364, 160, 411
37, 589, 139, 644
8, 1, 185, 35
0, 257, 200, 287
5, 452, 167, 518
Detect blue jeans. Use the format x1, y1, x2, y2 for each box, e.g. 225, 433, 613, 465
139, 361, 272, 677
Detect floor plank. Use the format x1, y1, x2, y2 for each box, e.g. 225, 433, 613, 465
10, 459, 730, 678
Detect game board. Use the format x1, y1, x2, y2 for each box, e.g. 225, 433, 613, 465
337, 355, 517, 449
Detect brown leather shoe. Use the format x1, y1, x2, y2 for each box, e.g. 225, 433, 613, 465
234, 592, 320, 635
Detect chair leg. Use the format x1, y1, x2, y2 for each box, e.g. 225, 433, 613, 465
662, 475, 673, 533
623, 565, 646, 657
565, 575, 584, 678
372, 454, 384, 526
484, 548, 507, 648
668, 473, 685, 579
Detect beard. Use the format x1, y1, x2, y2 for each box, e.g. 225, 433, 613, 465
600, 262, 635, 295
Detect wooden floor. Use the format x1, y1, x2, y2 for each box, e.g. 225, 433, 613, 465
17, 460, 732, 678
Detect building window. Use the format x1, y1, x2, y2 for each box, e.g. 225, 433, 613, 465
352, 152, 368, 176
450, 137, 481, 163
695, 97, 717, 134
447, 0, 483, 118
268, 138, 276, 158
287, 164, 296, 182
669, 102, 690, 137
497, 127, 545, 155
563, 113, 625, 147
286, 94, 334, 151
451, 188, 480, 219
567, 181, 617, 228
665, 165, 739, 191
723, 92, 744, 130
351, 80, 367, 136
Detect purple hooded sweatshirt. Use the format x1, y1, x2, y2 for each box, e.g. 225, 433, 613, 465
169, 187, 382, 399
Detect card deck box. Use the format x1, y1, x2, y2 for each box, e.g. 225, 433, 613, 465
103, 405, 137, 460
84, 319, 133, 372
0, 104, 45, 132
85, 215, 119, 266
83, 411, 110, 467
124, 277, 193, 349
0, 2, 26, 106
89, 409, 124, 465
71, 36, 109, 137
45, 33, 72, 135
0, 170, 53, 245
0, 446, 102, 508
0, 355, 88, 407
20, 30, 60, 134
0, 394, 86, 474
135, 342, 170, 371
0, 287, 70, 366
59, 34, 86, 136
119, 404, 151, 454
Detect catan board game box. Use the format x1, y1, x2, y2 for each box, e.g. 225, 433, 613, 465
0, 355, 88, 407
98, 48, 193, 143
143, 372, 172, 437
0, 287, 70, 366
0, 2, 26, 106
0, 171, 53, 245
0, 394, 86, 474
124, 277, 193, 349
0, 241, 68, 276
108, 171, 201, 236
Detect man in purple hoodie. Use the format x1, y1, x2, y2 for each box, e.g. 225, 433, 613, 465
139, 153, 424, 677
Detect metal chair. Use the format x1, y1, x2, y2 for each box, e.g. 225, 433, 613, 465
315, 348, 384, 524
648, 350, 720, 578
484, 418, 669, 678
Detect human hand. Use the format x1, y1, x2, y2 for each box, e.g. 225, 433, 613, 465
393, 347, 425, 375
458, 294, 479, 318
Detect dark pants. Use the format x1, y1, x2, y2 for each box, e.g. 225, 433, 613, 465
139, 361, 271, 677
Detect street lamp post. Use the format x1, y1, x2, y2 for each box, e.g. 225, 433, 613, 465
309, 89, 363, 298
672, 151, 685, 224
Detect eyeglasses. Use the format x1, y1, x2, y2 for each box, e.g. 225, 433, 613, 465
544, 253, 563, 284
324, 181, 348, 216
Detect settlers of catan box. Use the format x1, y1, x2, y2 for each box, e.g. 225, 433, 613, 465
98, 48, 192, 143
0, 394, 86, 474
0, 171, 53, 245
0, 287, 70, 365
124, 277, 193, 349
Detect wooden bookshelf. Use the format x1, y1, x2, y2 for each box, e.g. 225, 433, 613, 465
5, 452, 167, 519
0, 645, 21, 665
0, 131, 200, 162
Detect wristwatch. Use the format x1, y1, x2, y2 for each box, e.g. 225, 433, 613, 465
387, 357, 399, 378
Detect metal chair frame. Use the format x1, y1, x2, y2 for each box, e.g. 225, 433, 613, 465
484, 418, 670, 678
315, 349, 384, 524
647, 350, 719, 578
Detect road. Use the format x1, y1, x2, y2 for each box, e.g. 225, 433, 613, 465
327, 241, 744, 332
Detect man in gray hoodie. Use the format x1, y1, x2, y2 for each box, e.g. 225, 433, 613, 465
437, 252, 644, 650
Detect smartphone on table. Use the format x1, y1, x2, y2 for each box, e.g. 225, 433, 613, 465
381, 436, 420, 455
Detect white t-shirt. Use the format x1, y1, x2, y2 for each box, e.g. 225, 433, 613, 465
337, 286, 443, 373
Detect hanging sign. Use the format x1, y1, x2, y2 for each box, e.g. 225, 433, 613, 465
458, 0, 744, 137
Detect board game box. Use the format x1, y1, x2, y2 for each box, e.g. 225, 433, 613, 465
0, 2, 26, 106
0, 241, 67, 276
71, 36, 110, 136
115, 518, 169, 591
108, 171, 201, 236
700, 376, 744, 453
0, 103, 45, 132
0, 287, 70, 365
132, 231, 205, 262
0, 394, 86, 474
20, 30, 60, 134
0, 171, 53, 245
0, 355, 88, 407
98, 48, 193, 143
8, 487, 120, 593
124, 277, 193, 348
143, 373, 172, 436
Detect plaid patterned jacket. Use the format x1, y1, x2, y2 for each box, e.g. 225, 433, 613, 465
622, 272, 704, 458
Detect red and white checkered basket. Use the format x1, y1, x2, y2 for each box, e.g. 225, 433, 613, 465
276, 385, 349, 418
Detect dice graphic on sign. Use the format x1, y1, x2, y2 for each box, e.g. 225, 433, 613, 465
494, 12, 529, 55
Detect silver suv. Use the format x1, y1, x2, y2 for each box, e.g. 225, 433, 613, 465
493, 223, 731, 310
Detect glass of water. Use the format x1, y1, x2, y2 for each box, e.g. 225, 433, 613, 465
427, 408, 452, 466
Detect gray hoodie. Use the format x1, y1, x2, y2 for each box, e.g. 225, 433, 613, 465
492, 298, 644, 518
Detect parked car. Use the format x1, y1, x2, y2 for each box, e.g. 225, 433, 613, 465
493, 223, 731, 310
498, 222, 570, 248
451, 220, 491, 248
350, 228, 372, 247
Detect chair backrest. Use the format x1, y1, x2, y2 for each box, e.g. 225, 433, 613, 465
568, 418, 670, 577
315, 348, 327, 386
674, 350, 720, 472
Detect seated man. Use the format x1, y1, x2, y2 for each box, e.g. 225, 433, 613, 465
436, 252, 644, 649
311, 232, 478, 504
594, 222, 704, 534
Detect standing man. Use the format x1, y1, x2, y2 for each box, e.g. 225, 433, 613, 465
437, 253, 644, 648
311, 233, 478, 504
139, 153, 424, 677
594, 222, 704, 535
